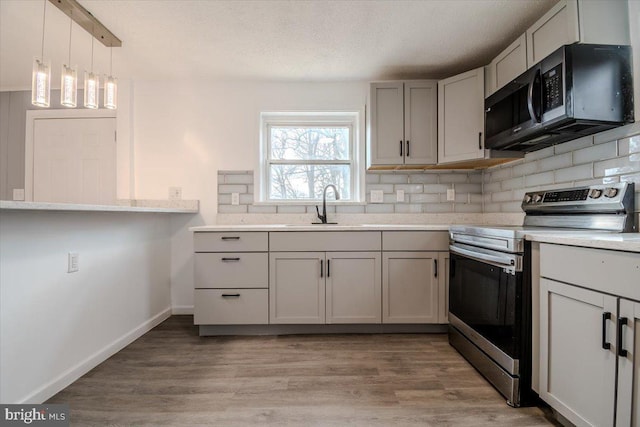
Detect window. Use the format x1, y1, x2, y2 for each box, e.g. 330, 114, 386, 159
259, 112, 363, 203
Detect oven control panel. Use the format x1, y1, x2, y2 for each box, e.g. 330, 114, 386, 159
522, 183, 633, 208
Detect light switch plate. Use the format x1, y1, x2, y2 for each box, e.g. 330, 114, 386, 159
68, 252, 79, 273
12, 188, 25, 201
447, 188, 455, 201
231, 193, 240, 205
396, 190, 405, 202
371, 190, 384, 203
169, 187, 182, 200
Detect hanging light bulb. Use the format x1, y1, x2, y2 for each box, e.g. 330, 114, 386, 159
61, 16, 77, 107
84, 35, 99, 109
103, 46, 117, 109
31, 0, 50, 107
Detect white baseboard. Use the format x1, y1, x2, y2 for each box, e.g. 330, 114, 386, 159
19, 307, 172, 404
172, 305, 194, 315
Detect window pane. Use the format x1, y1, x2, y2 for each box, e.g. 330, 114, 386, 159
270, 127, 350, 161
269, 164, 351, 200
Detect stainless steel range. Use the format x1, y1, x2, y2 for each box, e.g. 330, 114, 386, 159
448, 182, 636, 407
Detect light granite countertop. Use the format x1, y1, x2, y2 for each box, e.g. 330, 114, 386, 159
0, 200, 199, 214
524, 231, 640, 253
189, 224, 451, 232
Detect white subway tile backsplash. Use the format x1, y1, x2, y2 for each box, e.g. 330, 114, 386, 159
366, 184, 395, 193
454, 183, 483, 193
455, 203, 482, 213
538, 152, 572, 171
394, 184, 424, 193
483, 181, 501, 193
512, 161, 538, 176
248, 205, 277, 214
489, 168, 512, 181
470, 194, 484, 204
524, 146, 555, 161
423, 184, 450, 193
484, 203, 501, 212
618, 135, 640, 156
621, 173, 640, 185
336, 205, 366, 214
468, 173, 483, 184
365, 174, 380, 184
395, 204, 423, 213
572, 141, 617, 165
221, 174, 254, 184
380, 174, 409, 184
554, 164, 592, 183
575, 178, 606, 187
277, 205, 307, 214
410, 193, 440, 203
438, 173, 469, 183
501, 177, 524, 190
365, 204, 395, 213
408, 174, 439, 184
553, 135, 593, 154
239, 194, 254, 205
492, 190, 513, 202
602, 176, 620, 184
594, 121, 640, 144
219, 205, 248, 213
501, 201, 523, 212
594, 157, 640, 177
219, 184, 248, 194
424, 203, 453, 213
525, 171, 554, 187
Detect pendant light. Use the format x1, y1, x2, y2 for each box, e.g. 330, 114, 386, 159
61, 15, 77, 107
84, 34, 99, 109
31, 0, 50, 107
103, 46, 117, 109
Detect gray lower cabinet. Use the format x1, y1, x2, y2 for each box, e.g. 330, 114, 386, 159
269, 251, 382, 324
539, 243, 640, 427
193, 231, 269, 325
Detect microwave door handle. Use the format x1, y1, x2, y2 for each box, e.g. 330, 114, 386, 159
527, 68, 542, 123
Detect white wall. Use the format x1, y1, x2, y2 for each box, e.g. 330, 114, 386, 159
131, 80, 368, 311
0, 211, 172, 403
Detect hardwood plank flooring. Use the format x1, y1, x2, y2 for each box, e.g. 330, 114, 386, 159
47, 316, 560, 426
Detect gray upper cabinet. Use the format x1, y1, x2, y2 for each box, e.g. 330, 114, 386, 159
369, 80, 437, 167
526, 0, 630, 67
485, 34, 527, 97
437, 67, 485, 164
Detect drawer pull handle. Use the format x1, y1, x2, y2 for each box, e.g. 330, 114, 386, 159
400, 140, 403, 157
221, 236, 240, 241
406, 140, 410, 157
327, 259, 330, 278
618, 317, 629, 357
602, 312, 612, 350
221, 293, 240, 298
221, 257, 240, 262
434, 259, 438, 278
320, 259, 324, 278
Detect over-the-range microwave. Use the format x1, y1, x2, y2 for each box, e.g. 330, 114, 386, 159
485, 44, 634, 152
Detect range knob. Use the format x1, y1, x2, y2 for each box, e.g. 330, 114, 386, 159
524, 194, 533, 204
604, 187, 619, 198
589, 189, 603, 199
534, 194, 543, 203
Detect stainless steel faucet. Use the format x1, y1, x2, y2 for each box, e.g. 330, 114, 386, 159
315, 184, 340, 224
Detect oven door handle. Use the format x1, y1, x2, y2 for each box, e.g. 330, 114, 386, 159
449, 244, 516, 270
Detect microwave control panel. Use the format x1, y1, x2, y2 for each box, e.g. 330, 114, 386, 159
542, 64, 563, 112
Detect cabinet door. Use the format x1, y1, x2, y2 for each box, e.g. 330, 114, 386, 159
616, 299, 640, 427
382, 252, 439, 323
404, 81, 437, 165
437, 67, 485, 164
526, 0, 579, 67
269, 252, 325, 324
438, 252, 449, 324
487, 34, 527, 96
370, 82, 404, 165
539, 278, 617, 427
325, 252, 381, 324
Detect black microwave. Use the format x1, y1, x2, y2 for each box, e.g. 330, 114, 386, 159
485, 44, 634, 152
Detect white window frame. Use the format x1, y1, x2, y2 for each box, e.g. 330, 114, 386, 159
257, 111, 365, 204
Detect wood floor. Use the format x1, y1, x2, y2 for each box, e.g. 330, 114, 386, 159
47, 316, 559, 426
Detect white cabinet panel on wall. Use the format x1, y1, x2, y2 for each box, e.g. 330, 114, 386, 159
269, 252, 325, 324
369, 80, 437, 167
526, 0, 630, 67
326, 252, 381, 324
539, 278, 617, 427
382, 252, 440, 323
616, 299, 640, 427
486, 34, 527, 97
437, 67, 485, 164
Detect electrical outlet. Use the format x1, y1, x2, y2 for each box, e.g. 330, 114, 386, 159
12, 188, 25, 201
169, 187, 182, 200
447, 188, 455, 201
231, 193, 240, 205
396, 190, 405, 202
370, 190, 384, 203
68, 252, 79, 273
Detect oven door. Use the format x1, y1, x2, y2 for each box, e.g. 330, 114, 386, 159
448, 244, 523, 373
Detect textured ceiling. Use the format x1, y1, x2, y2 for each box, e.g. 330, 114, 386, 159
0, 0, 557, 90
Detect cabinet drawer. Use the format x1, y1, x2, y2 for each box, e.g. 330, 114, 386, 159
194, 232, 268, 252
383, 231, 449, 251
270, 231, 381, 252
540, 244, 640, 301
194, 289, 268, 325
195, 253, 268, 288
